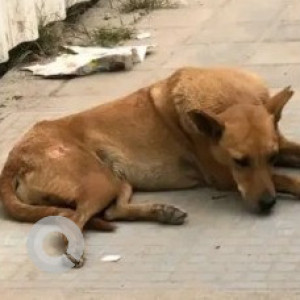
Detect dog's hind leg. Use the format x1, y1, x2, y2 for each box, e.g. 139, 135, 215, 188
87, 217, 117, 231
104, 182, 187, 225
276, 135, 300, 168
45, 169, 123, 268
68, 171, 121, 231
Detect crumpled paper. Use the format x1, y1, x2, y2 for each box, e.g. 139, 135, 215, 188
22, 45, 155, 78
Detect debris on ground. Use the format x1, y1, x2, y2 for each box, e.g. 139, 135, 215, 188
135, 32, 151, 40
11, 94, 23, 101
211, 194, 228, 200
101, 254, 121, 262
22, 45, 155, 78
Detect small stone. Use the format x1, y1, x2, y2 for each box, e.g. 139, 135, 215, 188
215, 245, 221, 250
103, 13, 111, 20
12, 94, 23, 101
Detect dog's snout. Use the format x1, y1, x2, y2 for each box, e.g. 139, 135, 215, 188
259, 193, 277, 213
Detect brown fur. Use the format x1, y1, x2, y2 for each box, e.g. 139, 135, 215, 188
1, 67, 299, 266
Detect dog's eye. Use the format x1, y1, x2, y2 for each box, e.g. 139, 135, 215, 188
233, 157, 250, 168
268, 153, 278, 165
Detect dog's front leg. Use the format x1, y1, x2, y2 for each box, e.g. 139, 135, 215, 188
104, 182, 187, 225
276, 135, 300, 168
273, 171, 300, 197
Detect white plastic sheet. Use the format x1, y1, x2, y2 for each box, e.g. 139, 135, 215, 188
22, 45, 155, 77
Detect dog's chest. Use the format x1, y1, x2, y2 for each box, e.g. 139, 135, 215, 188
98, 147, 202, 190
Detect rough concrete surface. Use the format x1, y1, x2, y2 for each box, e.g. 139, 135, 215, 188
1, 0, 300, 299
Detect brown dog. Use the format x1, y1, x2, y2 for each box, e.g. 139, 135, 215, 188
1, 67, 300, 265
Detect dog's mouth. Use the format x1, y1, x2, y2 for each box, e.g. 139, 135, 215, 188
258, 194, 277, 215
237, 184, 277, 215
247, 199, 277, 216
242, 195, 277, 216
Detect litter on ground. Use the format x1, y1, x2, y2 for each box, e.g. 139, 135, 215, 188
101, 255, 121, 262
135, 32, 151, 40
22, 45, 155, 78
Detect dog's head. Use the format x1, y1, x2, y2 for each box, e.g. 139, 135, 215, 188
189, 87, 294, 214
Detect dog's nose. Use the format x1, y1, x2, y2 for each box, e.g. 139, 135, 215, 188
259, 193, 277, 213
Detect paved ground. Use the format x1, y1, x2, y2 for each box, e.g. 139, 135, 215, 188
1, 0, 300, 298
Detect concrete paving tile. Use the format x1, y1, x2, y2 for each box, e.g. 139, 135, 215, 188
163, 43, 255, 68
244, 64, 300, 88
55, 70, 154, 97
219, 0, 287, 23
0, 71, 65, 98
264, 21, 300, 42
137, 7, 213, 28
248, 42, 300, 65
280, 1, 300, 22
186, 21, 267, 43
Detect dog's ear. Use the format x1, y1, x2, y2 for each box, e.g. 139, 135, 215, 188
188, 110, 225, 140
266, 86, 294, 123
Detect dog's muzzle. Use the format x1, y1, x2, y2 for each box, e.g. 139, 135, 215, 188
259, 193, 277, 214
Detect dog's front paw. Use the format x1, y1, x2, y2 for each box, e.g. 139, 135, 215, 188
153, 204, 187, 225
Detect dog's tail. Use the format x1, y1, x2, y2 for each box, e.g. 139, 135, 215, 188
0, 155, 115, 231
